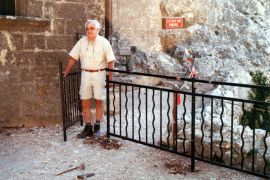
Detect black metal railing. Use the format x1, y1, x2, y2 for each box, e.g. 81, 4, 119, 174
59, 62, 82, 141
105, 69, 270, 178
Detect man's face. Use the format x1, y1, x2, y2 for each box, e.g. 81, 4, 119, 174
86, 23, 99, 40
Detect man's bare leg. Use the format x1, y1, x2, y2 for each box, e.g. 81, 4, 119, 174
95, 100, 104, 121
94, 99, 104, 136
82, 99, 91, 123
77, 99, 94, 138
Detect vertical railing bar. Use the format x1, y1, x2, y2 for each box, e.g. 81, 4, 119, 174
113, 83, 116, 134
74, 74, 77, 121
59, 62, 67, 141
152, 89, 156, 145
69, 75, 73, 124
132, 85, 134, 140
65, 75, 69, 123
175, 92, 178, 152
77, 73, 80, 122
78, 71, 83, 126
67, 75, 72, 127
70, 75, 74, 126
230, 100, 234, 166
106, 74, 110, 138
68, 75, 72, 125
146, 88, 148, 144
119, 84, 122, 137
64, 75, 68, 128
72, 75, 76, 122
211, 97, 213, 162
71, 75, 75, 123
75, 73, 79, 122
64, 76, 69, 127
182, 94, 187, 154
263, 106, 268, 175
160, 90, 162, 147
191, 78, 196, 172
167, 92, 171, 149
241, 102, 246, 169
252, 103, 256, 172
125, 85, 128, 138
138, 87, 142, 142
201, 96, 205, 159
220, 99, 224, 162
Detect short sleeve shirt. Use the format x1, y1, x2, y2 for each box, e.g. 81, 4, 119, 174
69, 35, 116, 69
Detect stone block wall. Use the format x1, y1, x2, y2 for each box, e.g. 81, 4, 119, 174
0, 0, 105, 127
112, 0, 162, 53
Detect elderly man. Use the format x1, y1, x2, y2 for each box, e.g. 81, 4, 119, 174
63, 19, 115, 138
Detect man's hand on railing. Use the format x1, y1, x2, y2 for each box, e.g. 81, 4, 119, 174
62, 70, 69, 77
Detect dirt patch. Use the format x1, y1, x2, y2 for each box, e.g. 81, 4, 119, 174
83, 135, 121, 150
165, 159, 191, 175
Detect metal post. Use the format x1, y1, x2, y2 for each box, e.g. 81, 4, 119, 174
172, 92, 177, 150
106, 73, 110, 138
191, 78, 196, 172
59, 62, 67, 141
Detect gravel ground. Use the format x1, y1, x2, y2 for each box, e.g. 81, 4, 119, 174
0, 124, 264, 180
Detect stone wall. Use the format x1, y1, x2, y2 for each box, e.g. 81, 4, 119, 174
112, 0, 162, 53
0, 0, 105, 127
0, 0, 177, 127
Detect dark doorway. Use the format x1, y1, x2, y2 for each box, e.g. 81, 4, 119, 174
0, 0, 15, 15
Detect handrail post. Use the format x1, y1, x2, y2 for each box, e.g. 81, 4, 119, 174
106, 71, 110, 138
172, 89, 177, 151
59, 61, 67, 141
191, 77, 196, 172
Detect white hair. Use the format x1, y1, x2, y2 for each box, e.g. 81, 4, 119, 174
84, 19, 101, 30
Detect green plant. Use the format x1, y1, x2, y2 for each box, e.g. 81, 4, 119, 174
246, 148, 259, 158
240, 71, 270, 133
266, 159, 270, 174
213, 153, 225, 164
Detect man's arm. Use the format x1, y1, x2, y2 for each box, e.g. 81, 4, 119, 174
108, 61, 114, 81
63, 57, 77, 77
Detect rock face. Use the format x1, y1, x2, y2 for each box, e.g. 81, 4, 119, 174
118, 0, 270, 91
159, 0, 270, 82
121, 0, 270, 173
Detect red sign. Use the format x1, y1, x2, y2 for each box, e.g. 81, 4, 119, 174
162, 17, 185, 29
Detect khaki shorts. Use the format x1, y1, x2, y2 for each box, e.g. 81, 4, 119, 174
79, 71, 106, 100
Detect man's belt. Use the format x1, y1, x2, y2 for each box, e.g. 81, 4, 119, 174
81, 68, 106, 72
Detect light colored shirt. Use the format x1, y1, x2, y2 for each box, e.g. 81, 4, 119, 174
69, 35, 115, 69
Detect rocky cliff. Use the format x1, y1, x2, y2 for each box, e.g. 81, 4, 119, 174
125, 0, 270, 95
159, 0, 270, 82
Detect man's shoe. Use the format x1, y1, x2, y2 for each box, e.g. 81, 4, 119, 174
77, 124, 93, 139
94, 123, 101, 137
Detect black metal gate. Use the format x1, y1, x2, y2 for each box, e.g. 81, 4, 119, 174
59, 62, 82, 141
59, 65, 270, 178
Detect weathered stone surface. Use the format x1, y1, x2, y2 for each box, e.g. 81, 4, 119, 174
112, 0, 162, 51
43, 2, 86, 20
65, 19, 86, 35
46, 35, 75, 50
25, 0, 43, 17
8, 51, 36, 66
0, 16, 50, 32
0, 0, 105, 127
34, 51, 67, 67
159, 0, 270, 80
24, 35, 46, 50
51, 18, 66, 35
